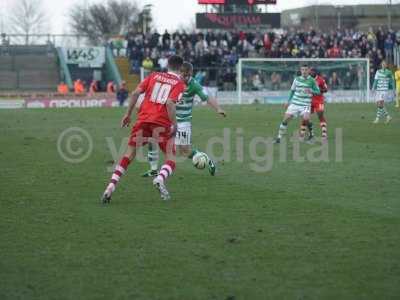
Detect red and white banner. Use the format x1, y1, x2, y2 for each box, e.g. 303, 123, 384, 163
0, 95, 141, 109
24, 98, 120, 109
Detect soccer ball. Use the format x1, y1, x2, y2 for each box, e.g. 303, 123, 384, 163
192, 152, 209, 169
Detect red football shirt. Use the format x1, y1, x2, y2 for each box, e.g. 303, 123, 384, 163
137, 72, 185, 127
313, 75, 328, 103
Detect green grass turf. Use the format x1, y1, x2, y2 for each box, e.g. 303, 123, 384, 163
0, 104, 399, 300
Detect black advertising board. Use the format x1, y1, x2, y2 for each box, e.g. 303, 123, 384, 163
196, 13, 281, 29
198, 0, 226, 4
227, 0, 277, 4
198, 0, 277, 4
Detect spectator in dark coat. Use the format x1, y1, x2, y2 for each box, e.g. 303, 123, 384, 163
116, 81, 129, 107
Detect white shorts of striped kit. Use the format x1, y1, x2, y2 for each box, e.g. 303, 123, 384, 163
285, 104, 311, 118
175, 122, 192, 146
374, 91, 394, 102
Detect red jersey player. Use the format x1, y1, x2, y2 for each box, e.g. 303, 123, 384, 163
308, 68, 328, 141
102, 55, 185, 202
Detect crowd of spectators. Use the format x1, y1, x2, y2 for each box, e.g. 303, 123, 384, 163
109, 27, 400, 91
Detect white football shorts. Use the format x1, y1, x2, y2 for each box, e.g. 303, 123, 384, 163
285, 104, 311, 118
374, 91, 394, 102
175, 122, 192, 146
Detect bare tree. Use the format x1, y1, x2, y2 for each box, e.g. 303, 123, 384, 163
69, 0, 147, 45
8, 0, 48, 45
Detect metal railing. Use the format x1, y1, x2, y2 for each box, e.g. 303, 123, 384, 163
1, 34, 94, 48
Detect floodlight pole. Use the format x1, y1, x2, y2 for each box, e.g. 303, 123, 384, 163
0, 0, 6, 33
0, 13, 3, 35
336, 6, 344, 30
314, 0, 320, 29
387, 0, 392, 30
142, 4, 153, 35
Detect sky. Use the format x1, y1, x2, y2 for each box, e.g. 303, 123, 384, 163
0, 0, 396, 34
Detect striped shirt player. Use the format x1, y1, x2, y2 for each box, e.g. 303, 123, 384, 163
275, 65, 320, 143
286, 75, 320, 117
373, 68, 395, 102
144, 62, 226, 177
372, 61, 394, 124
175, 77, 209, 145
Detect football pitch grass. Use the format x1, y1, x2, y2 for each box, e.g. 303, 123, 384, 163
0, 104, 399, 299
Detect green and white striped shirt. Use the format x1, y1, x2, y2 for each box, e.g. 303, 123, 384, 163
289, 75, 320, 106
373, 68, 395, 91
176, 78, 208, 123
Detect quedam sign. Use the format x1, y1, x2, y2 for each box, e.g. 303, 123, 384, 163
198, 0, 277, 4
196, 13, 281, 29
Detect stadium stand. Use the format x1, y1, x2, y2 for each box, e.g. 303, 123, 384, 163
0, 70, 18, 90
1, 27, 399, 95
116, 27, 400, 90
114, 57, 140, 92
0, 45, 59, 91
